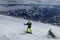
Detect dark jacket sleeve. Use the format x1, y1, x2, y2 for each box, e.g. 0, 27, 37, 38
24, 23, 28, 25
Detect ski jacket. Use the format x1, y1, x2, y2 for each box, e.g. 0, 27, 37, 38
24, 23, 32, 28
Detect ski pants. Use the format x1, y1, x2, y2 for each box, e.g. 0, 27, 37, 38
26, 27, 32, 33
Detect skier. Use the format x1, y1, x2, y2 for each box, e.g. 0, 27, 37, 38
24, 19, 32, 34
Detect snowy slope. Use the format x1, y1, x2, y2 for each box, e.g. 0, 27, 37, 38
0, 15, 60, 40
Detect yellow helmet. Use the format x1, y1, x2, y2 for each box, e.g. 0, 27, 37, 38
28, 19, 30, 23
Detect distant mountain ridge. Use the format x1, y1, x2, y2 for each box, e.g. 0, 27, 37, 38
0, 5, 60, 26
0, 0, 60, 4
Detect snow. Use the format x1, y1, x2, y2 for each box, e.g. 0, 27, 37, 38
0, 0, 60, 5
0, 5, 31, 12
0, 14, 60, 40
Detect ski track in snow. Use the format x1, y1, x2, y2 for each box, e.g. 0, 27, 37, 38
0, 15, 60, 40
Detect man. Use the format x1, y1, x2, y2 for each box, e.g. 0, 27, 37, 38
24, 20, 32, 34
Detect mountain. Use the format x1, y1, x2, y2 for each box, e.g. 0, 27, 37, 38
0, 15, 60, 40
0, 4, 60, 26
0, 0, 60, 4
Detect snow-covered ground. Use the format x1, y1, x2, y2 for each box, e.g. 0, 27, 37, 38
0, 15, 60, 40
